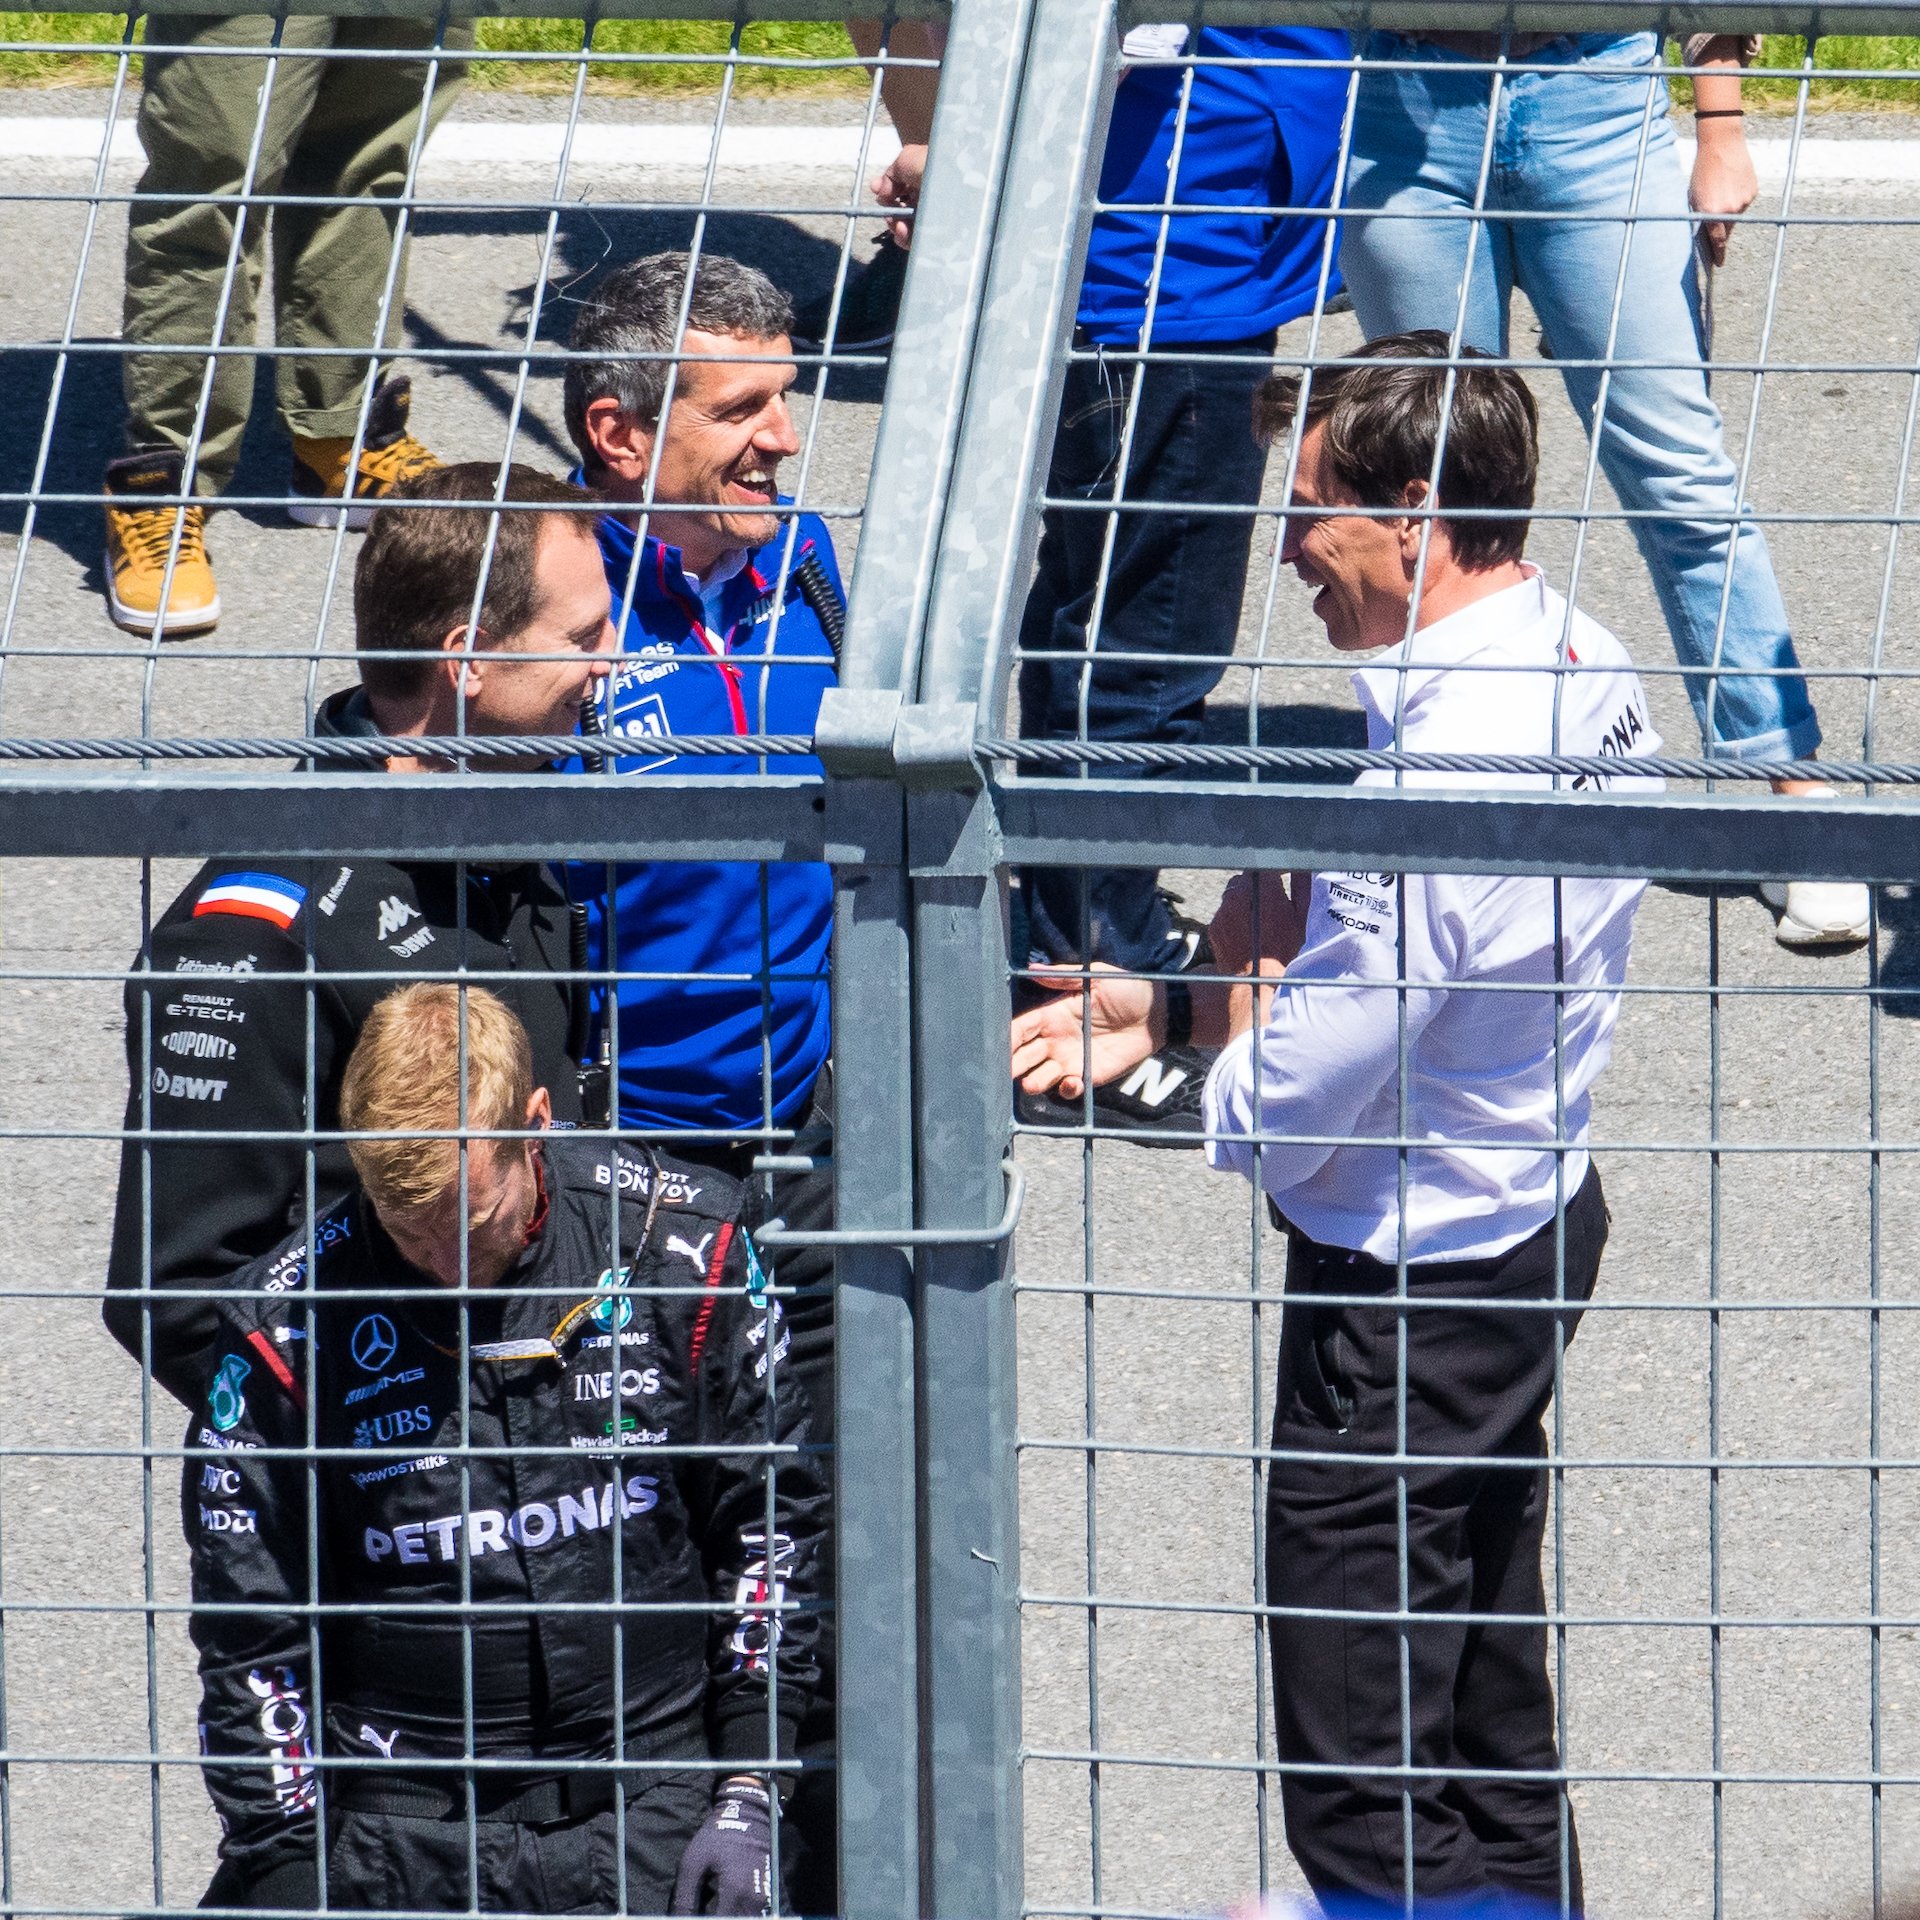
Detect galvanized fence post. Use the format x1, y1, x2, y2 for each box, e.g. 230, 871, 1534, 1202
897, 3, 1119, 1909
825, 0, 1054, 1906
905, 724, 1023, 1920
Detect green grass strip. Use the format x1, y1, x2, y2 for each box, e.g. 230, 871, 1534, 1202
0, 14, 866, 91
0, 19, 1914, 106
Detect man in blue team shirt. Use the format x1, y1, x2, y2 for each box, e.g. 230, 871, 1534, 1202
802, 24, 1351, 1138
560, 249, 843, 1908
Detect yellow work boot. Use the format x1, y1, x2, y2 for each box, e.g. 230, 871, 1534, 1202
102, 450, 221, 637
289, 373, 441, 529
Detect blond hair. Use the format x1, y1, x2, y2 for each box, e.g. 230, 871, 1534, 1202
339, 984, 534, 1216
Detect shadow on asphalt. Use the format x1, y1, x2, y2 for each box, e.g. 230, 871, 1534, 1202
1, 205, 878, 572
0, 341, 293, 571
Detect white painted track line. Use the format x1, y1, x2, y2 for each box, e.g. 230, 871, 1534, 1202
2, 116, 1916, 182
0, 114, 903, 175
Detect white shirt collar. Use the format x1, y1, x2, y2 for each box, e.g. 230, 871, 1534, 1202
679, 545, 751, 600
1350, 565, 1550, 731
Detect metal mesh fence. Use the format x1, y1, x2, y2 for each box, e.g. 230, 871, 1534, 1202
5, 3, 1920, 1920
991, 17, 1920, 1920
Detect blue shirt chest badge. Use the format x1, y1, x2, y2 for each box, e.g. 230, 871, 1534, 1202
607, 692, 673, 776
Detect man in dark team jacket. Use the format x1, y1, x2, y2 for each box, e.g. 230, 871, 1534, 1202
186, 985, 821, 1914
105, 464, 615, 1403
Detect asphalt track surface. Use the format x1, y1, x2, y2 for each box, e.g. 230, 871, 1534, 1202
3, 85, 1920, 1920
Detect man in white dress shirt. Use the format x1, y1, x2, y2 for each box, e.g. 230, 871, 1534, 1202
1012, 332, 1661, 1917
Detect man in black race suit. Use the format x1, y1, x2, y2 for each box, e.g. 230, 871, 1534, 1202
105, 463, 615, 1402
185, 984, 822, 1914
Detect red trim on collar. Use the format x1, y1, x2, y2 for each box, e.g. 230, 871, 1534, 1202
521, 1151, 551, 1248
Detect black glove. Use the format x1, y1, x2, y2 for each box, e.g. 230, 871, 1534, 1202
670, 1776, 774, 1916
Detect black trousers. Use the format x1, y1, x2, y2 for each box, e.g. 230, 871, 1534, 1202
676, 1070, 836, 1915
1017, 330, 1276, 973
201, 1772, 709, 1915
1266, 1171, 1607, 1919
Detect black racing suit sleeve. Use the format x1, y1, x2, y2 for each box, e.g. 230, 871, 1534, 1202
687, 1219, 826, 1770
184, 1320, 321, 1902
105, 912, 348, 1402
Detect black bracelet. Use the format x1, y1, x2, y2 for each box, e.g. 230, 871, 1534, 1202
1694, 107, 1746, 118
1162, 977, 1192, 1050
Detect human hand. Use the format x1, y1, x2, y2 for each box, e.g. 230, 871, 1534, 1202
670, 1777, 773, 1915
1209, 871, 1311, 980
873, 142, 927, 251
1689, 119, 1757, 267
1010, 965, 1157, 1100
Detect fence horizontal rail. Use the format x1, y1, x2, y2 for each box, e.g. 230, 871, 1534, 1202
1024, 1749, 1920, 1788
0, 771, 833, 862
994, 778, 1920, 881
0, 732, 813, 765
1019, 1593, 1920, 1631
984, 740, 1920, 784
1020, 1437, 1914, 1473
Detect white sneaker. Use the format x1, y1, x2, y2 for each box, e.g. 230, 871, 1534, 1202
1759, 880, 1871, 948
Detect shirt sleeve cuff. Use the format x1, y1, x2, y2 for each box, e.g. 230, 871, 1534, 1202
1202, 1028, 1259, 1177
713, 1702, 802, 1767
1682, 31, 1760, 66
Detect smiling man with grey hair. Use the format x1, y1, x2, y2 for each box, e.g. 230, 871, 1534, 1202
559, 248, 846, 1909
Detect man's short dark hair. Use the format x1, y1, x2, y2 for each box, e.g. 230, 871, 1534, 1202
1254, 330, 1538, 570
354, 463, 593, 704
563, 250, 794, 464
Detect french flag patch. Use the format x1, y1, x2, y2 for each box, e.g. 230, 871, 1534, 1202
192, 871, 308, 930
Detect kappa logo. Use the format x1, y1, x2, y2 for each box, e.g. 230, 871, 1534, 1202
161, 1029, 236, 1061
374, 895, 419, 942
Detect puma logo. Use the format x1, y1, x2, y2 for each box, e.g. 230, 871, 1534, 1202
667, 1231, 715, 1275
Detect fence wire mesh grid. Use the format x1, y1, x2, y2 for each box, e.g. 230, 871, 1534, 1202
4, 6, 1920, 1920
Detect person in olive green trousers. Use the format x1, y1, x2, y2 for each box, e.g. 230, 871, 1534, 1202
103, 14, 468, 636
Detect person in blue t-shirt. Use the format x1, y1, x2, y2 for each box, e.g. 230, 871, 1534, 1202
560, 248, 843, 1911
803, 23, 1350, 1139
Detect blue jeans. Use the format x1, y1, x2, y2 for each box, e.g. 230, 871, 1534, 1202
1018, 331, 1274, 971
1340, 30, 1820, 762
